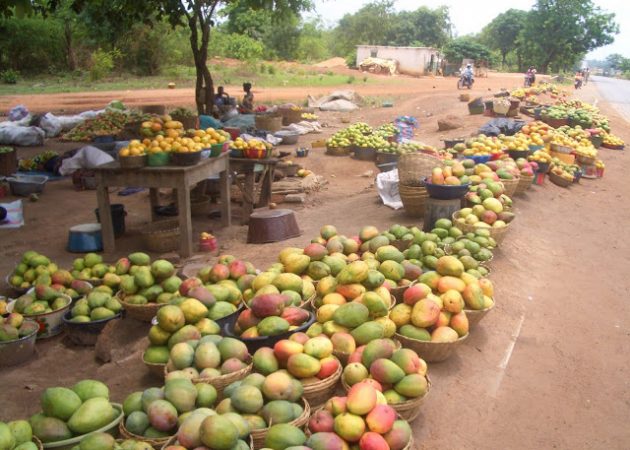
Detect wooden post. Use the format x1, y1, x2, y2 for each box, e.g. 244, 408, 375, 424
220, 167, 231, 227
176, 181, 193, 258
423, 198, 462, 232
95, 173, 115, 254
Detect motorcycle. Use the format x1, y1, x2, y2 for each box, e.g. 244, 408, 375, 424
524, 74, 535, 87
457, 72, 473, 89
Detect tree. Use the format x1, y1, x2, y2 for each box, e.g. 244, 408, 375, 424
386, 6, 451, 48
66, 0, 312, 115
605, 53, 625, 70
332, 0, 395, 58
481, 9, 528, 68
520, 0, 618, 73
443, 36, 491, 63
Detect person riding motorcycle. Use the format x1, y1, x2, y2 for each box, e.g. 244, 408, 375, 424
462, 64, 474, 84
525, 67, 536, 87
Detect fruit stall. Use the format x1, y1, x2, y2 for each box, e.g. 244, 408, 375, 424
0, 83, 626, 450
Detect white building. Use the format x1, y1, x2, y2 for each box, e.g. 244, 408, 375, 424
356, 45, 440, 76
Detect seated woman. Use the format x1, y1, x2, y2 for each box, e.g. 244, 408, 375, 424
214, 86, 230, 106
240, 82, 254, 114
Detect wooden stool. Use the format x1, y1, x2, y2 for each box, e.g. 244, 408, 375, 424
247, 209, 301, 244
423, 198, 462, 231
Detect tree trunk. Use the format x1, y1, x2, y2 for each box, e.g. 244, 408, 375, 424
64, 21, 77, 71
189, 11, 214, 116
501, 51, 507, 70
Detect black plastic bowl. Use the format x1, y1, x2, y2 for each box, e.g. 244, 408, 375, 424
222, 311, 316, 353
62, 310, 123, 346
214, 303, 245, 330
423, 178, 470, 200
507, 149, 530, 160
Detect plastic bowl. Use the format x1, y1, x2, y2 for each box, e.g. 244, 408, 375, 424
0, 319, 39, 366
62, 310, 123, 346
42, 404, 123, 450
171, 151, 201, 166
222, 311, 315, 353
469, 154, 491, 164
507, 149, 530, 160
7, 295, 72, 339
423, 178, 470, 200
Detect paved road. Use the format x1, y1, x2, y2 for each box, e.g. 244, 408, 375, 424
591, 76, 630, 122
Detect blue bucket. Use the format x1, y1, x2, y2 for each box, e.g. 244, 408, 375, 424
68, 223, 103, 253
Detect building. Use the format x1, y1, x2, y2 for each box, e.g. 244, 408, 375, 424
356, 45, 440, 76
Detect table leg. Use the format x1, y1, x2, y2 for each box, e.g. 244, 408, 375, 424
149, 188, 159, 221
259, 165, 274, 207
242, 172, 255, 224
220, 169, 231, 227
176, 183, 193, 258
96, 181, 115, 254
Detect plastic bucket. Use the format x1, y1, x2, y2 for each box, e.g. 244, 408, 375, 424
95, 204, 126, 238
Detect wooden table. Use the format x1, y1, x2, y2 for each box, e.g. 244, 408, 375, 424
94, 154, 231, 257
230, 157, 278, 224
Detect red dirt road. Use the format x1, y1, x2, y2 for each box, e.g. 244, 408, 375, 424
1, 76, 629, 449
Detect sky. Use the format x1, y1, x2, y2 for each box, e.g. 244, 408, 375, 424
310, 0, 630, 60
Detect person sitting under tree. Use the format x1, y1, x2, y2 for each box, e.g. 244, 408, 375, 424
240, 82, 254, 114
214, 86, 230, 107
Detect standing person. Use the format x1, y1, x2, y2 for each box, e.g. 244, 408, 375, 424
583, 68, 590, 85
574, 71, 583, 89
525, 66, 536, 87
240, 82, 254, 114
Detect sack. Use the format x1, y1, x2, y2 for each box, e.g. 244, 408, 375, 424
59, 145, 114, 176
0, 124, 45, 146
8, 105, 29, 121
39, 113, 63, 138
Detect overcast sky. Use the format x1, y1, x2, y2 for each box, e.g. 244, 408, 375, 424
310, 0, 629, 60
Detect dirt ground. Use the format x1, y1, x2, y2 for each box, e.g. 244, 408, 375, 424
1, 73, 629, 450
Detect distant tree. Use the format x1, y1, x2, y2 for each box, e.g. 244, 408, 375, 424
480, 9, 528, 68
520, 0, 618, 73
386, 6, 452, 48
331, 0, 395, 57
605, 53, 625, 70
443, 36, 491, 63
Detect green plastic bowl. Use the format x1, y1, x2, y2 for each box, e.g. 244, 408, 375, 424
147, 152, 171, 167
210, 142, 229, 157
42, 403, 123, 450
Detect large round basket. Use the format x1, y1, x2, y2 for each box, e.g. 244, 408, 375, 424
500, 177, 519, 197
452, 212, 511, 246
301, 360, 342, 409
398, 153, 442, 187
142, 219, 179, 253
161, 435, 254, 450
465, 300, 496, 328
398, 183, 429, 217
326, 145, 350, 156
119, 420, 173, 449
164, 357, 253, 396
116, 291, 164, 322
514, 174, 534, 195
33, 437, 43, 450
395, 333, 468, 363
250, 398, 310, 450
142, 351, 167, 378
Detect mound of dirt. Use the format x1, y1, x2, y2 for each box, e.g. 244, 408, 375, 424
313, 57, 347, 68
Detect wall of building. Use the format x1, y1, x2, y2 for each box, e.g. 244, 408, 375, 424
356, 46, 438, 76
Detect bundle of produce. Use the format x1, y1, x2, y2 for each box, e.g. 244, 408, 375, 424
307, 383, 414, 450
61, 111, 146, 142
454, 201, 514, 232
121, 378, 218, 444
459, 135, 504, 157
428, 160, 470, 185
29, 380, 121, 444
0, 419, 41, 450
374, 123, 398, 139
139, 115, 185, 139
11, 285, 71, 317
17, 150, 59, 173
601, 132, 624, 149
229, 137, 272, 158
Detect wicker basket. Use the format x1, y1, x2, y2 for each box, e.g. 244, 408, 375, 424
142, 219, 179, 253
117, 291, 164, 322
514, 174, 534, 195
500, 177, 519, 197
395, 332, 468, 363
452, 212, 511, 246
33, 437, 43, 450
398, 183, 429, 217
326, 145, 351, 156
119, 420, 173, 449
549, 171, 572, 188
164, 357, 253, 395
251, 398, 310, 450
142, 351, 167, 378
465, 300, 496, 328
255, 114, 283, 132
301, 360, 342, 409
398, 153, 441, 187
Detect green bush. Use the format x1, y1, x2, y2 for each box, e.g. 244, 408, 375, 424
1, 69, 18, 84
345, 52, 357, 68
89, 48, 122, 81
210, 32, 264, 61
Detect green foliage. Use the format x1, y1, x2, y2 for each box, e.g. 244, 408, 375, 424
1, 69, 18, 84
520, 0, 618, 72
210, 32, 264, 61
480, 9, 528, 68
89, 48, 122, 81
443, 37, 492, 63
386, 6, 452, 48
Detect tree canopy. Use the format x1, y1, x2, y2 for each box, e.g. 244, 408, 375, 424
480, 9, 527, 68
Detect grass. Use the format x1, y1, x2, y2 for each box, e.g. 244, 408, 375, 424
0, 61, 396, 96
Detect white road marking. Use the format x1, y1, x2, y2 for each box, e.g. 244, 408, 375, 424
490, 313, 525, 398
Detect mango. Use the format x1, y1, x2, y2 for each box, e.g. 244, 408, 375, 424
330, 332, 356, 355
287, 353, 321, 378
253, 347, 279, 375
147, 399, 178, 432
164, 378, 197, 413
199, 415, 238, 450
168, 325, 201, 349
208, 302, 236, 321
332, 302, 369, 328
450, 311, 469, 337
363, 291, 389, 318
384, 420, 412, 450
30, 416, 72, 443
217, 337, 249, 361
0, 423, 15, 449
342, 363, 368, 386
346, 382, 376, 416
257, 316, 290, 336
307, 431, 349, 450
431, 326, 460, 343
437, 276, 466, 293
67, 397, 115, 435
283, 253, 311, 275
336, 260, 369, 284
231, 385, 263, 414
441, 289, 464, 314
411, 299, 440, 328
262, 371, 302, 402
399, 324, 431, 341
8, 420, 31, 446
333, 413, 365, 443
463, 283, 485, 310
122, 391, 143, 416
321, 256, 346, 277
395, 373, 428, 398
262, 400, 296, 425
129, 252, 150, 266
304, 243, 328, 261
350, 321, 384, 345
125, 411, 150, 436
370, 358, 405, 384
359, 431, 390, 450
242, 414, 267, 431
303, 335, 333, 359
390, 348, 422, 375
222, 412, 250, 439
141, 388, 164, 411
281, 307, 310, 326
265, 424, 307, 450
361, 338, 396, 369
272, 273, 303, 295
176, 410, 209, 448
250, 294, 286, 318
41, 387, 82, 421
336, 283, 365, 300
156, 305, 185, 333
